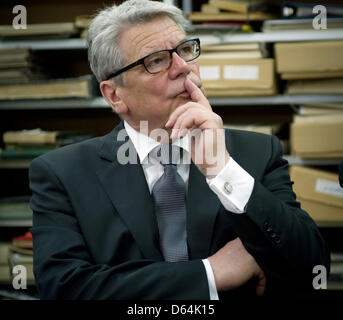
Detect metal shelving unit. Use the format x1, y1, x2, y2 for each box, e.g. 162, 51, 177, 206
1, 27, 343, 109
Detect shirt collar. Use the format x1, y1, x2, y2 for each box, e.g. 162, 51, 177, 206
124, 120, 190, 164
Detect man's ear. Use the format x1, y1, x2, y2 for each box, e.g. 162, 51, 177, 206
100, 80, 128, 114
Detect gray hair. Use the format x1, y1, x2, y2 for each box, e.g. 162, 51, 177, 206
87, 0, 189, 85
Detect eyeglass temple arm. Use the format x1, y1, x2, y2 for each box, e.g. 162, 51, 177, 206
105, 58, 144, 80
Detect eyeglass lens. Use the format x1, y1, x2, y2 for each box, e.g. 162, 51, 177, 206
144, 40, 200, 74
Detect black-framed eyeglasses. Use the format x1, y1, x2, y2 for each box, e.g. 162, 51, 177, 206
105, 38, 201, 80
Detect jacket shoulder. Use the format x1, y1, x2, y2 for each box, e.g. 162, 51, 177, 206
225, 128, 276, 155
30, 135, 106, 174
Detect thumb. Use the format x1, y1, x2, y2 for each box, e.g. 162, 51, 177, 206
255, 271, 267, 296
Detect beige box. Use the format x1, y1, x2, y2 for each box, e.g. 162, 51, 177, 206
280, 71, 343, 80
198, 58, 276, 96
287, 78, 343, 95
290, 166, 343, 224
290, 114, 343, 158
274, 41, 343, 75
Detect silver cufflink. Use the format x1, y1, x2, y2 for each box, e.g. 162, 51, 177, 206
224, 182, 233, 194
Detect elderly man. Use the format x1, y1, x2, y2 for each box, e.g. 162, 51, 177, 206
29, 0, 329, 300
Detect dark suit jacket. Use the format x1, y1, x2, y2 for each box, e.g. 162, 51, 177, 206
29, 121, 330, 300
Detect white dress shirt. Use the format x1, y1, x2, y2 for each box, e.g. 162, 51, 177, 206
124, 121, 255, 300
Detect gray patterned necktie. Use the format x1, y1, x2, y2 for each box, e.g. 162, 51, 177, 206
151, 144, 189, 262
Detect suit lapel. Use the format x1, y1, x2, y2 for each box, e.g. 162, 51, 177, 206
186, 162, 221, 259
96, 122, 162, 261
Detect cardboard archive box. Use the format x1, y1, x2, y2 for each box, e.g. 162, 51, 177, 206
287, 78, 343, 95
198, 58, 276, 96
290, 114, 343, 158
274, 41, 343, 80
290, 166, 343, 224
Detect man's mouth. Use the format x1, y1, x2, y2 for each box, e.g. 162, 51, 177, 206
177, 90, 190, 98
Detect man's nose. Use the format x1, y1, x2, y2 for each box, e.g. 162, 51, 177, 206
168, 51, 191, 79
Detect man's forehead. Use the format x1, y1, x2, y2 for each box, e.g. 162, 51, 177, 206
121, 16, 185, 59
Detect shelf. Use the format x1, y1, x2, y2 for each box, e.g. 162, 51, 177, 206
208, 95, 343, 106
328, 281, 343, 291
1, 95, 343, 110
0, 97, 108, 110
194, 28, 343, 45
0, 38, 86, 50
0, 287, 38, 300
0, 159, 32, 169
0, 219, 32, 227
284, 156, 342, 166
1, 29, 343, 50
316, 221, 343, 228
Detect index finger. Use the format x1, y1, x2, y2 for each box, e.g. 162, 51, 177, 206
184, 76, 211, 109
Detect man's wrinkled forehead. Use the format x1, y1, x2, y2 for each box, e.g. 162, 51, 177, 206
120, 16, 186, 62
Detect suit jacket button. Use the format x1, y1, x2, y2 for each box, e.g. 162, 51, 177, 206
272, 234, 281, 244
264, 221, 270, 231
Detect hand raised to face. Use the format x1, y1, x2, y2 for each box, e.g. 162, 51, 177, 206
166, 74, 230, 179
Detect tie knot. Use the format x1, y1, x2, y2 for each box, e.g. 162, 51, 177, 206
151, 144, 182, 165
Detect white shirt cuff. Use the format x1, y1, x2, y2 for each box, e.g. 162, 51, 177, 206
202, 259, 219, 300
206, 157, 254, 213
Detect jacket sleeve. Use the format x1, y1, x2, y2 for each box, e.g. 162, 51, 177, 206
226, 135, 330, 289
29, 156, 209, 300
